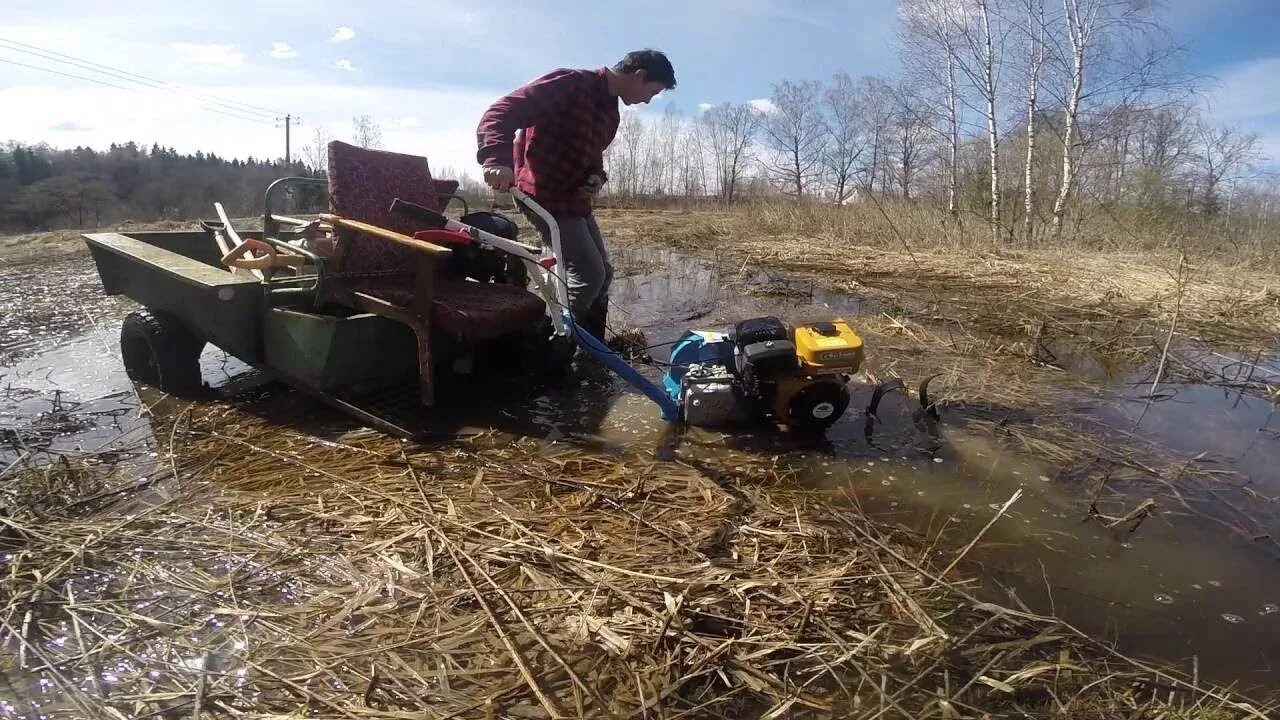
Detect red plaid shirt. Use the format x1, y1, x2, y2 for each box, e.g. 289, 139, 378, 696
476, 67, 619, 217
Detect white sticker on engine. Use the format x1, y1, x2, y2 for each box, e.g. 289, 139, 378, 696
812, 402, 835, 419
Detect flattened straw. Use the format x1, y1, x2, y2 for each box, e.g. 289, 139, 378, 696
437, 532, 568, 720
0, 613, 100, 719
191, 652, 209, 719
440, 514, 692, 584
243, 658, 363, 719
436, 522, 614, 717
0, 451, 29, 480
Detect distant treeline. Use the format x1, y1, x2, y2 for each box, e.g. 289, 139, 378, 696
0, 141, 324, 232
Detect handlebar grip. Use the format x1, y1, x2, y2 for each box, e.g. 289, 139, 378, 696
388, 198, 448, 229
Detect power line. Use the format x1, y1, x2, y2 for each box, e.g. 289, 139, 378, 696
0, 40, 275, 120
0, 36, 284, 118
0, 36, 286, 120
0, 55, 136, 92
0, 55, 277, 124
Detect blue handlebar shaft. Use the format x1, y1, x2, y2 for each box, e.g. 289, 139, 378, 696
566, 315, 681, 421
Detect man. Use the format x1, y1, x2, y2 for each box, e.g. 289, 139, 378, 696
475, 49, 676, 340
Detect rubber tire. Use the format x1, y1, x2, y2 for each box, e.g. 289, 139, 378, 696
786, 381, 851, 431
120, 309, 206, 393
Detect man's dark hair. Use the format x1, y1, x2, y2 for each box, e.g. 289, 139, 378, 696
614, 49, 676, 89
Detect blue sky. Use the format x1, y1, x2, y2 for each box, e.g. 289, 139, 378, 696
2, 0, 1278, 176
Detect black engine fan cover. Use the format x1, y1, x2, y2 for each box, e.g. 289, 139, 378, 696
461, 211, 519, 240
786, 381, 851, 430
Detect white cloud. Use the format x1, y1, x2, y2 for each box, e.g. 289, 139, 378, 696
697, 102, 714, 113
269, 42, 298, 59
1206, 55, 1280, 169
1209, 56, 1280, 125
389, 116, 423, 128
334, 59, 359, 73
49, 121, 91, 132
329, 26, 355, 43
748, 98, 778, 114
171, 42, 245, 68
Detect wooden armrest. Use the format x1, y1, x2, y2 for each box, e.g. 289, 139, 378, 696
320, 214, 452, 255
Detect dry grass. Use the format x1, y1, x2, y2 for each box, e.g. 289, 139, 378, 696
597, 201, 1280, 358
0, 217, 262, 266
1, 403, 1274, 718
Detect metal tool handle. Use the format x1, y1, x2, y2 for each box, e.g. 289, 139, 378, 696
508, 188, 569, 316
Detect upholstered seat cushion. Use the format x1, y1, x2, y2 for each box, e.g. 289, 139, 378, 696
366, 278, 544, 342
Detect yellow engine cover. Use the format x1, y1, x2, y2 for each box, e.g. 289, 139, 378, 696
793, 320, 864, 374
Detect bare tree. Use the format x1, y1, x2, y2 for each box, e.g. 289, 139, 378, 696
898, 0, 963, 215
655, 105, 684, 195
609, 110, 647, 197
972, 0, 1005, 243
1020, 0, 1049, 240
1192, 120, 1261, 215
1045, 0, 1185, 238
700, 103, 760, 202
891, 83, 935, 199
1048, 0, 1089, 238
858, 76, 897, 194
1131, 103, 1195, 204
760, 80, 828, 197
822, 72, 866, 204
300, 126, 335, 173
352, 115, 383, 149
682, 118, 708, 197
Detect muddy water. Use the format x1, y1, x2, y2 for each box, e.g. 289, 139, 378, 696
3, 247, 1279, 696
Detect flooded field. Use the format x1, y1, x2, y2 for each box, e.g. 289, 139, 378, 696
2, 240, 1279, 715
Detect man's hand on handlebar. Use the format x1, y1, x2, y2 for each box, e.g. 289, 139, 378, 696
484, 166, 515, 192
577, 174, 604, 200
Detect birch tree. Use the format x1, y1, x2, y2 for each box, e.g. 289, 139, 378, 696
910, 0, 1008, 241
760, 80, 828, 197
1019, 0, 1049, 240
972, 0, 1005, 243
1045, 0, 1185, 238
617, 111, 646, 197
656, 105, 684, 195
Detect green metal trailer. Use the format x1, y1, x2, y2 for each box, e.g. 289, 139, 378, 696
82, 169, 558, 438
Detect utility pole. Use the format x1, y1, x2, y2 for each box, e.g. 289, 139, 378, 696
277, 114, 297, 164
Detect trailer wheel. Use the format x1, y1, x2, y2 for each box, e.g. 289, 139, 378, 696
120, 309, 206, 393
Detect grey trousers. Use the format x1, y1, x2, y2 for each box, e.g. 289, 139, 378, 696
534, 214, 614, 318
